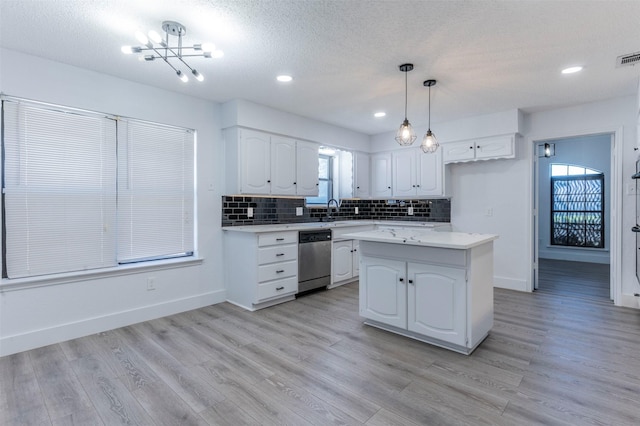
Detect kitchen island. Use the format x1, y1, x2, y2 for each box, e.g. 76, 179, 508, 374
343, 228, 498, 355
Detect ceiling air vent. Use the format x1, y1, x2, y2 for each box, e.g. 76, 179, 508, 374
616, 51, 640, 68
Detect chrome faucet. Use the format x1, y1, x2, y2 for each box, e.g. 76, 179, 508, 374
326, 198, 340, 220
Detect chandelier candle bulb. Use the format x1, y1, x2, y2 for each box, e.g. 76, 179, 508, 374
121, 20, 221, 83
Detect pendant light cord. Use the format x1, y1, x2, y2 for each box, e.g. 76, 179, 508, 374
428, 85, 431, 130
404, 70, 408, 120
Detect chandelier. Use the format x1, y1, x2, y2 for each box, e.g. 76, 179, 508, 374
121, 21, 223, 83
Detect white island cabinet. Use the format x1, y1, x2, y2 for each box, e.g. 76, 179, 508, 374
344, 229, 497, 354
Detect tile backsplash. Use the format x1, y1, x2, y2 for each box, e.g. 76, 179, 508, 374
222, 196, 450, 226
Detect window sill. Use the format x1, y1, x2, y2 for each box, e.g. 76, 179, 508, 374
0, 256, 204, 293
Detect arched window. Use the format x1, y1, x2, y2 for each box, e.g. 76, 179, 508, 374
550, 163, 604, 248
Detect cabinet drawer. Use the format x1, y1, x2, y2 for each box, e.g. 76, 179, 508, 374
258, 231, 298, 247
258, 244, 297, 265
258, 260, 297, 282
257, 276, 298, 301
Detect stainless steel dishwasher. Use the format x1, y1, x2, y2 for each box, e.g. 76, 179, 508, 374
298, 229, 332, 294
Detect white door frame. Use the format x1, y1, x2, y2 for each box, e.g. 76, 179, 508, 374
528, 127, 622, 304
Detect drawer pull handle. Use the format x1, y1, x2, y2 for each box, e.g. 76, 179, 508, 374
276, 238, 285, 241
276, 286, 284, 291
276, 270, 285, 273
276, 253, 285, 256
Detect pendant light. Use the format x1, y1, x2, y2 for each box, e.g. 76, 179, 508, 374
395, 63, 417, 146
421, 79, 439, 153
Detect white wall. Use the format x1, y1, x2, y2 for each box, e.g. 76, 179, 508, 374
222, 99, 371, 152
537, 134, 611, 263
0, 48, 227, 356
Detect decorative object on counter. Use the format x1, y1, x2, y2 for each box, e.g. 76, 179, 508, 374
395, 63, 417, 146
121, 20, 223, 83
420, 79, 440, 154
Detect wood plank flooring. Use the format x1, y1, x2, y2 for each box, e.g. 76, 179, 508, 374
2, 273, 640, 425
537, 258, 610, 300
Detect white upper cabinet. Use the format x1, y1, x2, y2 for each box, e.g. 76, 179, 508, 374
226, 128, 319, 196
295, 140, 321, 195
271, 136, 297, 195
354, 152, 370, 198
371, 152, 392, 198
239, 129, 271, 194
392, 148, 445, 197
443, 134, 515, 164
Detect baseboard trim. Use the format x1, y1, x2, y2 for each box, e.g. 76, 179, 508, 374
493, 276, 529, 292
0, 290, 226, 357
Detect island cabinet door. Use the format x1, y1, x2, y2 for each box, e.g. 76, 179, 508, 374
359, 256, 406, 329
407, 263, 467, 347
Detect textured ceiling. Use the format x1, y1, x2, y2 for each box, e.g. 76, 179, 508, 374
1, 0, 639, 136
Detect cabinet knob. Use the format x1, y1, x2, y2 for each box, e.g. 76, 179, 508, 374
388, 186, 391, 189
399, 278, 404, 282
416, 185, 420, 187
350, 249, 353, 253
267, 180, 271, 183
469, 146, 473, 150
276, 286, 284, 291
412, 185, 416, 187
316, 183, 319, 186
477, 145, 480, 149
353, 248, 357, 252
293, 182, 297, 185
408, 279, 414, 284
357, 186, 360, 189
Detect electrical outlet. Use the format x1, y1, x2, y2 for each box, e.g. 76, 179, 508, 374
146, 277, 156, 291
355, 207, 359, 215
408, 207, 414, 215
296, 207, 303, 216
247, 207, 254, 218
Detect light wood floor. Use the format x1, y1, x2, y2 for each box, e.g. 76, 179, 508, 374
2, 275, 640, 425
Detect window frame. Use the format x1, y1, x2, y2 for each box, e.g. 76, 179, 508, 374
305, 154, 334, 206
1, 96, 197, 281
550, 173, 605, 249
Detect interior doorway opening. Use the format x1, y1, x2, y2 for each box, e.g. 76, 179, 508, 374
533, 133, 613, 301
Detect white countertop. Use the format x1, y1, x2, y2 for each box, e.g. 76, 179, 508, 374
222, 220, 450, 233
342, 228, 498, 250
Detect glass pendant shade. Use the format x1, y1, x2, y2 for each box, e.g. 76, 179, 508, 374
395, 118, 417, 146
421, 129, 439, 153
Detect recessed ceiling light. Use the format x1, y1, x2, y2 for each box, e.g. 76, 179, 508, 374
374, 112, 386, 118
277, 75, 293, 82
561, 66, 583, 74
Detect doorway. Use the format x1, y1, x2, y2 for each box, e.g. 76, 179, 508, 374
533, 133, 613, 301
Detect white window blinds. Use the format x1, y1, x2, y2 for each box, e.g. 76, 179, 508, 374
117, 120, 195, 263
2, 100, 117, 278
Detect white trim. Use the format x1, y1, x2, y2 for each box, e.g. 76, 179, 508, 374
0, 257, 203, 293
528, 127, 622, 305
0, 288, 225, 357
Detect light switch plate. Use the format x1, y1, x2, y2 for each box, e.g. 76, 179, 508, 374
408, 207, 414, 215
296, 207, 303, 216
247, 207, 254, 218
355, 207, 359, 214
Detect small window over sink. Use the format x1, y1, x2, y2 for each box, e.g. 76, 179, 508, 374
306, 147, 353, 206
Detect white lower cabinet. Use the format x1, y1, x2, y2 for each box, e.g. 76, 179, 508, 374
359, 257, 406, 329
224, 230, 298, 310
358, 240, 494, 354
407, 263, 466, 346
330, 225, 373, 287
